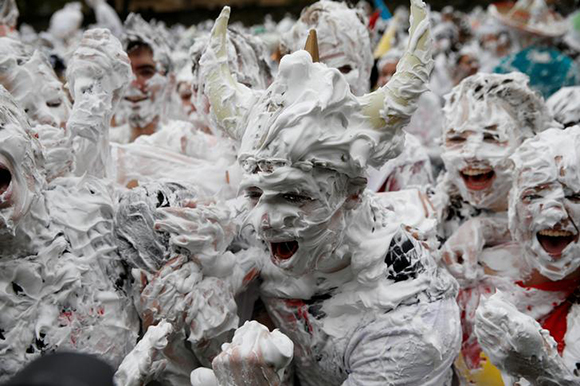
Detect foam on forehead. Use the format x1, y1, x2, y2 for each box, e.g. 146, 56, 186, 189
123, 13, 172, 74
546, 86, 580, 128
0, 85, 44, 190
238, 50, 401, 179
280, 1, 372, 89
511, 126, 580, 192
0, 0, 18, 27
443, 72, 551, 138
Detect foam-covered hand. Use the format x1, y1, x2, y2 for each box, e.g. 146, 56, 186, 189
115, 320, 173, 386
136, 256, 203, 330
441, 218, 486, 286
135, 256, 239, 354
66, 28, 130, 102
191, 321, 293, 386
154, 201, 238, 278
441, 216, 510, 286
475, 292, 576, 385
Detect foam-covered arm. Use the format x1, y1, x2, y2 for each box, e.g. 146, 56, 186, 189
475, 292, 578, 385
66, 28, 131, 177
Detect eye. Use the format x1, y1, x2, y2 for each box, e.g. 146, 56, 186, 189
566, 193, 580, 202
446, 136, 466, 144
522, 193, 541, 203
483, 133, 500, 143
282, 193, 312, 204
46, 99, 62, 108
338, 65, 352, 74
137, 68, 156, 79
245, 187, 263, 201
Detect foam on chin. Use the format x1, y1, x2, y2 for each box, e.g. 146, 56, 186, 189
509, 127, 580, 281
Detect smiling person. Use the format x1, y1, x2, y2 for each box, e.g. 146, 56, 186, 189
111, 13, 173, 144
473, 126, 580, 385
432, 72, 558, 384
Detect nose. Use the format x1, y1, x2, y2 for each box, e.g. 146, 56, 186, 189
260, 212, 270, 230
34, 109, 57, 127
129, 72, 148, 93
462, 136, 481, 157
542, 198, 568, 227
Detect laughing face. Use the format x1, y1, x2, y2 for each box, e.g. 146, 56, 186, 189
510, 127, 580, 280
241, 165, 358, 276
442, 99, 520, 210
0, 89, 43, 235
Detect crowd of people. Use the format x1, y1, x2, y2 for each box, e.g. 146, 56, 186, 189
0, 0, 580, 384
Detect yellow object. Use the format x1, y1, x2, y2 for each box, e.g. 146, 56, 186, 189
454, 351, 505, 385
373, 16, 398, 59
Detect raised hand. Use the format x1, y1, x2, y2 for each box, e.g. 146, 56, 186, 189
190, 321, 293, 386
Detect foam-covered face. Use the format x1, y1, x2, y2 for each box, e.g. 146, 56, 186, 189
118, 45, 169, 128
241, 166, 354, 276
0, 50, 71, 129
280, 0, 372, 96
27, 61, 70, 128
442, 98, 520, 210
318, 42, 363, 94
510, 127, 580, 280
0, 119, 39, 234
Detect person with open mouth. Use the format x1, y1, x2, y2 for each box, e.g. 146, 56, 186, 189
192, 2, 462, 386
472, 126, 580, 385
433, 72, 558, 384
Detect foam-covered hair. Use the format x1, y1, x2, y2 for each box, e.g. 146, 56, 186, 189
279, 0, 372, 96
443, 72, 553, 138
202, 1, 433, 179
546, 86, 580, 128
123, 13, 172, 74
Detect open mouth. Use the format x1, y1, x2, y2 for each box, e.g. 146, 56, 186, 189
460, 167, 495, 191
0, 165, 11, 196
0, 164, 12, 207
537, 229, 577, 258
125, 96, 148, 103
270, 241, 299, 261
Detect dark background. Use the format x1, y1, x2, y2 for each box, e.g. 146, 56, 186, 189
15, 0, 579, 31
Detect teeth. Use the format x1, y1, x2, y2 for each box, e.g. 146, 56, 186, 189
538, 229, 575, 237
461, 168, 492, 176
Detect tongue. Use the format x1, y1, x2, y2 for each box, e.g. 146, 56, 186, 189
273, 241, 299, 260
462, 171, 494, 191
538, 234, 575, 257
